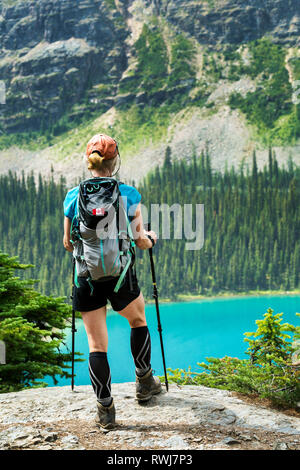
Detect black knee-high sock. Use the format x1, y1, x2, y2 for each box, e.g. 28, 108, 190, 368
89, 352, 112, 406
130, 326, 151, 377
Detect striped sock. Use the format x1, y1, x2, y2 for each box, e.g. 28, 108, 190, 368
89, 352, 112, 407
130, 326, 151, 377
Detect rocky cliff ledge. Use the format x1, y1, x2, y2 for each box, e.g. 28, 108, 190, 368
0, 383, 299, 450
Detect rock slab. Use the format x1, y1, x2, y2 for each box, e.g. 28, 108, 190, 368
0, 383, 299, 450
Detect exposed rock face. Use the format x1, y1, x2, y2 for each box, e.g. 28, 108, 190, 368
0, 0, 128, 53
0, 0, 299, 133
2, 0, 299, 51
156, 0, 300, 46
0, 0, 128, 131
0, 383, 299, 450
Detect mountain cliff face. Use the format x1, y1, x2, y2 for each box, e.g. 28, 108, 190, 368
0, 0, 128, 132
0, 0, 299, 181
156, 0, 300, 45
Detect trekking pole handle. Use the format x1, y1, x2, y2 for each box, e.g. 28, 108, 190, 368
144, 222, 156, 248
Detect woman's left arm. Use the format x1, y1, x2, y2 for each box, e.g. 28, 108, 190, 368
63, 216, 73, 252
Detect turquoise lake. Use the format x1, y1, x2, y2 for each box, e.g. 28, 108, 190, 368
48, 295, 300, 387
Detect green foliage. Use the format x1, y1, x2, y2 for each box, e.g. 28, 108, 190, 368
289, 57, 300, 80
223, 44, 240, 63
229, 39, 298, 143
131, 24, 168, 94
0, 131, 48, 151
114, 104, 171, 155
168, 35, 197, 87
244, 308, 297, 364
206, 0, 215, 9
119, 24, 196, 100
267, 108, 300, 144
203, 52, 223, 82
244, 39, 286, 79
0, 251, 83, 392
102, 0, 116, 8
166, 310, 300, 408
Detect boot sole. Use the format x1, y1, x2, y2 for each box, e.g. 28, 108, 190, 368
95, 421, 116, 431
136, 388, 162, 403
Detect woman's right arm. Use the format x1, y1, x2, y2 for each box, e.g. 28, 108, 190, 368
132, 203, 157, 250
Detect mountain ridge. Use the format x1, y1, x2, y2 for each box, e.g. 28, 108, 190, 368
0, 0, 300, 182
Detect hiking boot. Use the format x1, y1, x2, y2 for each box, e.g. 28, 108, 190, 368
95, 400, 116, 431
136, 369, 162, 403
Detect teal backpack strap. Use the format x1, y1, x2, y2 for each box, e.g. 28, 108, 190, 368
70, 214, 82, 244
125, 210, 135, 246
74, 263, 80, 288
113, 253, 132, 293
100, 239, 106, 275
87, 276, 94, 296
70, 215, 76, 244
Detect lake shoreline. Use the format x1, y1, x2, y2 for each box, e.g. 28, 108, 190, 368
64, 295, 299, 388
145, 289, 300, 305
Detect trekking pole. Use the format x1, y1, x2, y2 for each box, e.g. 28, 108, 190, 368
145, 223, 169, 392
70, 257, 77, 391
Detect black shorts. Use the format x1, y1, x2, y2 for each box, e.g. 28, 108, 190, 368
73, 268, 141, 312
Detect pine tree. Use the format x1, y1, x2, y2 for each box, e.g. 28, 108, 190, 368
0, 251, 82, 392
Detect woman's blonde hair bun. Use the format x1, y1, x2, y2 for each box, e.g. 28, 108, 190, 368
87, 152, 104, 171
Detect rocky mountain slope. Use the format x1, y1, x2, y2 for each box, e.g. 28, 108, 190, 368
0, 0, 300, 183
0, 383, 299, 450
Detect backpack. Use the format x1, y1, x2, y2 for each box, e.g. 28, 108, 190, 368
70, 177, 136, 294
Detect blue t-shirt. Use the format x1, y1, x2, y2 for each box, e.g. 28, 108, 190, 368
63, 180, 141, 222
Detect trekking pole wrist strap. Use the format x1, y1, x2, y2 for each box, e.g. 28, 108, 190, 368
147, 234, 155, 247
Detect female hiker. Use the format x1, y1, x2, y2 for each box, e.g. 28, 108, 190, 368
63, 133, 162, 430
